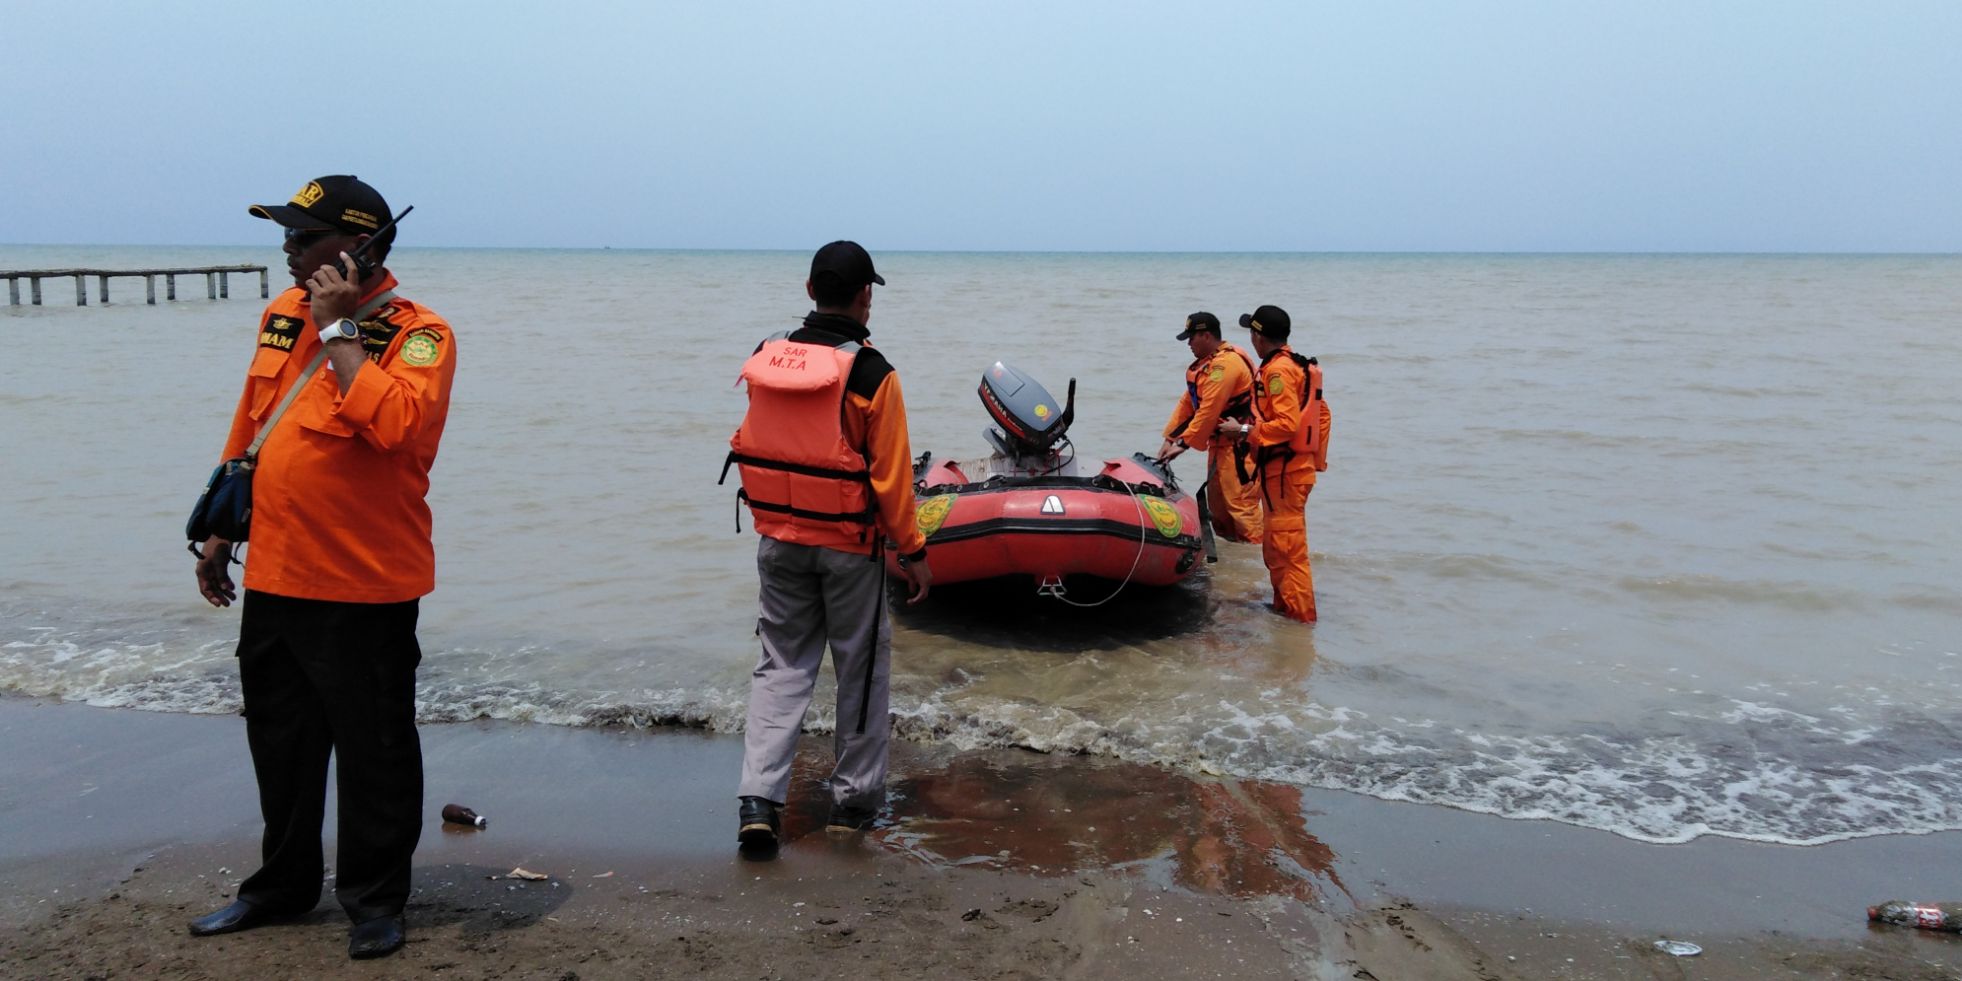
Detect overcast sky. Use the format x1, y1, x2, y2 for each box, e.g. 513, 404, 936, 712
5, 1, 1956, 252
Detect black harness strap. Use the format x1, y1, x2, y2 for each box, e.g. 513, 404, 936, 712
735, 489, 877, 525
1222, 391, 1255, 422
721, 451, 870, 485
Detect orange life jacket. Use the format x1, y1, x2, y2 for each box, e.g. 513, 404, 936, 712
722, 335, 876, 544
1298, 356, 1328, 470
1251, 351, 1331, 478
1186, 344, 1258, 422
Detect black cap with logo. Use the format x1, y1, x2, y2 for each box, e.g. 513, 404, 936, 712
1239, 304, 1291, 341
810, 240, 886, 291
1175, 311, 1221, 341
248, 175, 392, 233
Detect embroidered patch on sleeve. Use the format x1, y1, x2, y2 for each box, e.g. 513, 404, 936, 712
1268, 376, 1285, 396
400, 329, 443, 367
258, 313, 304, 351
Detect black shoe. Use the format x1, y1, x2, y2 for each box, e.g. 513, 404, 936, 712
738, 796, 781, 848
826, 804, 877, 833
348, 915, 406, 959
187, 899, 301, 937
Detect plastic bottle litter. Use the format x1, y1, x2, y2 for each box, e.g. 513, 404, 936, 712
1868, 900, 1962, 932
442, 803, 488, 829
1653, 940, 1702, 956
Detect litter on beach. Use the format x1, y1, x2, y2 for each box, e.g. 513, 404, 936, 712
489, 867, 549, 881
1654, 940, 1701, 956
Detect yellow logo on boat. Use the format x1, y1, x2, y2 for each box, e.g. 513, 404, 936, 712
916, 494, 956, 538
1141, 497, 1182, 539
1033, 403, 1050, 420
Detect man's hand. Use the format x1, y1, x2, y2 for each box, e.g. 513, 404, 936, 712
1156, 438, 1186, 463
901, 557, 933, 605
306, 252, 363, 325
195, 537, 237, 608
311, 252, 371, 394
1218, 419, 1249, 442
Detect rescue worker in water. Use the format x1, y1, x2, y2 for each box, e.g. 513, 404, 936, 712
1218, 304, 1330, 622
1157, 312, 1263, 544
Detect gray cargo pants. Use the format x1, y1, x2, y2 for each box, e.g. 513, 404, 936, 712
737, 536, 892, 810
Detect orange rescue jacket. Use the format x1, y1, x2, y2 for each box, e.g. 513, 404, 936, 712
219, 274, 456, 604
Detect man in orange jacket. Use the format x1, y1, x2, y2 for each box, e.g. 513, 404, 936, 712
726, 241, 932, 851
188, 176, 454, 959
1157, 312, 1263, 543
1219, 305, 1329, 622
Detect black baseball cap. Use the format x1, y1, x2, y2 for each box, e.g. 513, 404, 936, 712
248, 175, 391, 233
1239, 304, 1291, 341
810, 240, 885, 289
1175, 311, 1221, 341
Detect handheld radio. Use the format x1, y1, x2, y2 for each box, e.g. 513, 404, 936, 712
335, 204, 414, 280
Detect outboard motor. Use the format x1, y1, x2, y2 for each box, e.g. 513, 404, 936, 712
978, 362, 1075, 461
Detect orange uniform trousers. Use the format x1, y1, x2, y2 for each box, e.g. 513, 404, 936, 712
1259, 463, 1317, 622
1206, 443, 1263, 543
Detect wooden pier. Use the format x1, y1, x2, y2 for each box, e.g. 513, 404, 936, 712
1, 265, 269, 306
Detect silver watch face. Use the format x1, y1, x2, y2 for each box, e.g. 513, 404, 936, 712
329, 319, 359, 340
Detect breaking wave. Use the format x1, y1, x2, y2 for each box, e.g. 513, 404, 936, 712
6, 625, 1959, 849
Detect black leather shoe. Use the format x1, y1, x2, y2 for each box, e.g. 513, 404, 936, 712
738, 796, 781, 848
187, 899, 298, 937
348, 915, 406, 959
826, 804, 877, 833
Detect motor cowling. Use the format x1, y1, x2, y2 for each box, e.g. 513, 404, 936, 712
978, 362, 1074, 457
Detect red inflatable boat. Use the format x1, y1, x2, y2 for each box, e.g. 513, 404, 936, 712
890, 363, 1212, 598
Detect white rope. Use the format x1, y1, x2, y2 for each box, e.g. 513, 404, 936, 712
1039, 477, 1149, 608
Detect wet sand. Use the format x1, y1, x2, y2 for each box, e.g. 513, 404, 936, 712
4, 697, 1961, 979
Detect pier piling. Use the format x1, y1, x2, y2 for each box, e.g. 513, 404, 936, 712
1, 265, 264, 307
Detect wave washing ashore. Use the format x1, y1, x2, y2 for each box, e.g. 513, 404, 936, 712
4, 246, 1961, 847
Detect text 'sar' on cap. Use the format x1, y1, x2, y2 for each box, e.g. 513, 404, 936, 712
1175, 311, 1221, 341
1238, 304, 1292, 340
248, 175, 392, 234
809, 240, 885, 289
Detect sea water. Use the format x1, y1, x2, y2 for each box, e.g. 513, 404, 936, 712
3, 246, 1958, 846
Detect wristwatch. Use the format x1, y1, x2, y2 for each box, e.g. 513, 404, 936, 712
318, 318, 360, 344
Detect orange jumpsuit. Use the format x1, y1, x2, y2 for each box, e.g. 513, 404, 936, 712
1162, 342, 1263, 543
1248, 347, 1331, 622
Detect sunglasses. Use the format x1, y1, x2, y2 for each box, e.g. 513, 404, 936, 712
283, 227, 341, 248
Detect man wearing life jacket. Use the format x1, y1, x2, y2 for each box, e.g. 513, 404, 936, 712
1157, 311, 1263, 543
723, 241, 932, 851
1218, 304, 1330, 622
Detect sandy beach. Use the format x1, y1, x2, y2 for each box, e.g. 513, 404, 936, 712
3, 698, 1960, 979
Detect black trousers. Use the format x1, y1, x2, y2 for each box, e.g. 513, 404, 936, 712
234, 590, 423, 923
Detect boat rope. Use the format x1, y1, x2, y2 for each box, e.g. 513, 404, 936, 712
1037, 477, 1148, 608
